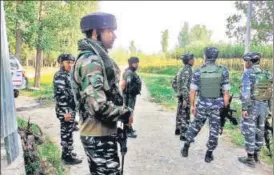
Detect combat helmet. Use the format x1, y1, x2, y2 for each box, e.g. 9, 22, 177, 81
181, 54, 194, 65
243, 52, 261, 64
204, 47, 219, 60
80, 12, 117, 33
57, 53, 75, 64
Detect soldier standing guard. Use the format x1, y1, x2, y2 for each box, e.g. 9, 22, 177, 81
238, 52, 272, 167
181, 47, 230, 163
53, 53, 82, 165
120, 57, 142, 138
172, 54, 194, 141
71, 12, 132, 174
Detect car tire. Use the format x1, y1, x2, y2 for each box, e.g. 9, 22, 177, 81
14, 89, 19, 98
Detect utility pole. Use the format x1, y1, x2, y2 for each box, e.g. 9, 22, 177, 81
244, 1, 252, 54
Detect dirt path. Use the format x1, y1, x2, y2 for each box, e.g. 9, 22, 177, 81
16, 86, 272, 175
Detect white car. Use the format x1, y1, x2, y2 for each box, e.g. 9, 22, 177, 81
10, 55, 28, 98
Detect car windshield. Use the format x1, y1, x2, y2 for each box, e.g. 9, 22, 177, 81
10, 57, 19, 70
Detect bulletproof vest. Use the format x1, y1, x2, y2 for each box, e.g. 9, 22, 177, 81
125, 69, 142, 96
200, 64, 224, 98
253, 67, 273, 100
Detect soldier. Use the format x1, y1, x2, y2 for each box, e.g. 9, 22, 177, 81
71, 12, 132, 174
172, 54, 194, 141
181, 47, 230, 163
120, 56, 142, 138
53, 53, 82, 165
238, 52, 272, 167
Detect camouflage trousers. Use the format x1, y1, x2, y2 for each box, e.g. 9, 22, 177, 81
57, 112, 76, 156
241, 101, 268, 154
185, 108, 220, 151
175, 98, 190, 135
81, 135, 120, 175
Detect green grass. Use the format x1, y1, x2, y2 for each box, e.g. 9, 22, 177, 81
17, 117, 65, 175
140, 73, 177, 110
22, 73, 55, 100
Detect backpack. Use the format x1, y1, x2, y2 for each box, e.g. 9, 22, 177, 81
253, 68, 273, 100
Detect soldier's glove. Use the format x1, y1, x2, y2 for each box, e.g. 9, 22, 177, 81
119, 107, 133, 124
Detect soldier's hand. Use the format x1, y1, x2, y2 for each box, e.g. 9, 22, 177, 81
64, 113, 72, 122
191, 106, 196, 116
129, 115, 133, 125
242, 111, 248, 118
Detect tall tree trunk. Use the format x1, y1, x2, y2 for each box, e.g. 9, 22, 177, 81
34, 1, 43, 88
15, 0, 23, 61
34, 49, 42, 88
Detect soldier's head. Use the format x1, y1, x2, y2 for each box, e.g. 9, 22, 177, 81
80, 12, 117, 49
204, 47, 219, 61
128, 56, 139, 70
243, 52, 261, 68
181, 53, 194, 66
57, 53, 75, 72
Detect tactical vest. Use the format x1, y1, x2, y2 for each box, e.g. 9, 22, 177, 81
124, 69, 142, 96
253, 68, 273, 100
200, 64, 224, 98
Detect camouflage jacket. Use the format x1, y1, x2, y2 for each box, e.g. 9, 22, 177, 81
190, 61, 230, 109
240, 64, 271, 111
122, 67, 142, 97
176, 64, 192, 100
72, 38, 124, 136
53, 68, 76, 120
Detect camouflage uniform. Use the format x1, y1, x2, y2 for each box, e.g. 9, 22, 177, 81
122, 67, 141, 110
175, 64, 192, 138
72, 36, 130, 174
53, 68, 76, 157
240, 65, 270, 154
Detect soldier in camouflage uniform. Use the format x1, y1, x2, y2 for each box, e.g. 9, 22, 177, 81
53, 53, 82, 165
172, 54, 194, 141
71, 12, 132, 175
120, 57, 142, 138
181, 47, 230, 163
238, 52, 272, 167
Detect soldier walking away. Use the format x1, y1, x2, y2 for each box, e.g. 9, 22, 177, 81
53, 53, 82, 165
71, 12, 132, 174
172, 54, 194, 141
120, 57, 142, 138
238, 52, 272, 168
181, 47, 230, 163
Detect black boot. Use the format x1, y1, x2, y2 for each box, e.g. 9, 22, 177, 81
71, 152, 77, 157
127, 128, 137, 138
62, 153, 82, 165
181, 143, 190, 157
205, 150, 214, 163
254, 151, 260, 163
238, 154, 255, 168
175, 128, 180, 135
129, 126, 136, 133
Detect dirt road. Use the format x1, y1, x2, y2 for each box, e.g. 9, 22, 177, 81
16, 86, 272, 175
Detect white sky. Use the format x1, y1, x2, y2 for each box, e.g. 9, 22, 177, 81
99, 1, 240, 54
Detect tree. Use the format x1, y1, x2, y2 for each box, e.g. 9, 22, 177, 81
189, 24, 212, 44
129, 40, 137, 55
161, 29, 169, 53
178, 22, 190, 48
226, 1, 273, 44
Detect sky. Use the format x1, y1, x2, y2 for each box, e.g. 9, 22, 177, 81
99, 1, 241, 54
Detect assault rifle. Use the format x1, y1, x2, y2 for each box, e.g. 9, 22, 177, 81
265, 111, 273, 158
220, 95, 238, 135
117, 120, 128, 175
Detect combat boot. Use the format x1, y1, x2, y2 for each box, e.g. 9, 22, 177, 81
204, 150, 214, 163
62, 153, 82, 165
254, 151, 260, 163
238, 154, 255, 168
175, 128, 180, 135
127, 131, 137, 138
71, 152, 77, 157
181, 143, 190, 157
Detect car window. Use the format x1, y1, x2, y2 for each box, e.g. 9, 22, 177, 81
10, 57, 19, 70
